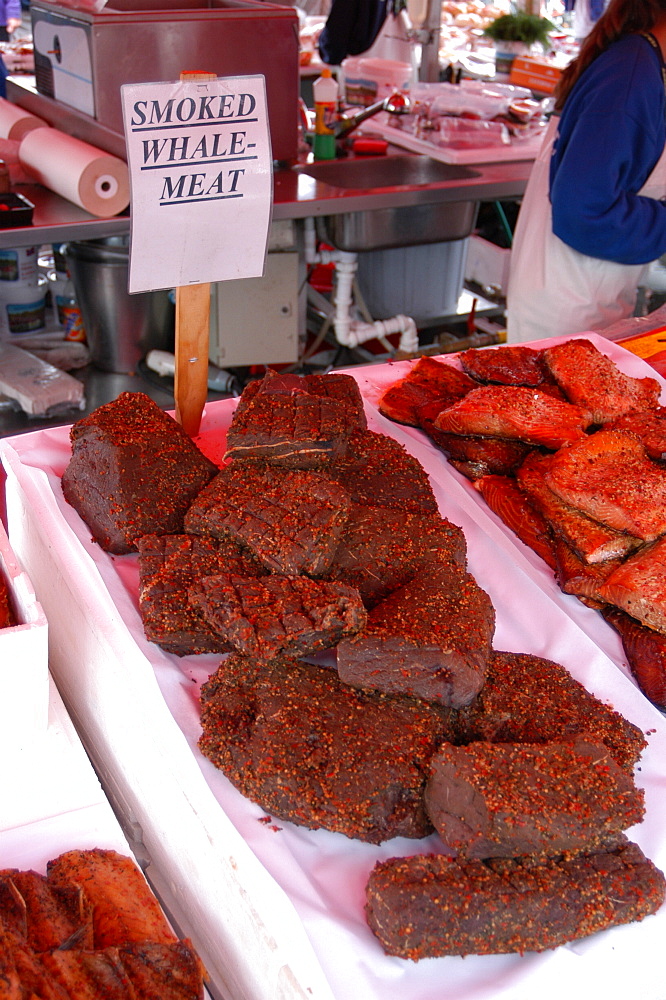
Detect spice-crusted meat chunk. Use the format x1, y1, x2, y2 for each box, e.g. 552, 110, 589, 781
324, 428, 439, 515
365, 841, 666, 958
424, 740, 644, 860
377, 356, 476, 426
188, 573, 366, 659
185, 463, 351, 576
198, 653, 458, 844
61, 392, 218, 554
458, 344, 551, 387
137, 533, 265, 656
324, 501, 467, 608
454, 650, 646, 772
543, 337, 661, 425
224, 370, 365, 467
434, 385, 593, 450
336, 560, 494, 708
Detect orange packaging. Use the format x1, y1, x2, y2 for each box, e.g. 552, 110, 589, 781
509, 56, 562, 95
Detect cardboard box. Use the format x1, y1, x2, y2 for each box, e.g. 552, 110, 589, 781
0, 516, 48, 744
465, 234, 511, 296
509, 56, 562, 95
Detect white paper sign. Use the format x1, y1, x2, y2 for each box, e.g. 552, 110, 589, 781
121, 75, 273, 293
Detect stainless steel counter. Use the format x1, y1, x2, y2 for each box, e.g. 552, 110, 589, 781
3, 77, 532, 249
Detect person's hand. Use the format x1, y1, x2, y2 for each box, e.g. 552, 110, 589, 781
6, 18, 21, 34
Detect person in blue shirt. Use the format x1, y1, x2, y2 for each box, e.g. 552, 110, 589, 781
507, 0, 666, 342
0, 0, 21, 41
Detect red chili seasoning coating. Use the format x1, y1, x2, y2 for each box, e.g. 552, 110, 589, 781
61, 392, 218, 554
424, 740, 644, 860
185, 462, 351, 576
337, 559, 494, 708
136, 533, 265, 656
365, 841, 665, 958
198, 653, 458, 844
454, 650, 647, 773
188, 572, 366, 660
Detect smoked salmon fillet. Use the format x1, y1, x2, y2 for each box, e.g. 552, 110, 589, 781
46, 849, 177, 949
458, 344, 550, 387
433, 385, 593, 450
377, 356, 476, 426
599, 535, 666, 635
543, 338, 661, 424
602, 606, 666, 708
544, 429, 666, 542
474, 474, 557, 570
517, 451, 642, 564
607, 406, 666, 461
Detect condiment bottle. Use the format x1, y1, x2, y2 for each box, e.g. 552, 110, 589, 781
313, 67, 338, 161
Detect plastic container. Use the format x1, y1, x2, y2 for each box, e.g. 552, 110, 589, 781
313, 67, 338, 161
0, 245, 39, 284
355, 238, 469, 323
64, 236, 174, 373
0, 276, 47, 339
341, 57, 413, 107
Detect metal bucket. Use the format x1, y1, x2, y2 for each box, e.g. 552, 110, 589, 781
64, 236, 174, 374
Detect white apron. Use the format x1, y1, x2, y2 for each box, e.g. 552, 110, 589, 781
506, 114, 666, 343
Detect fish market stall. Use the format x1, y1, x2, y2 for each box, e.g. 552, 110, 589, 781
1, 333, 666, 1000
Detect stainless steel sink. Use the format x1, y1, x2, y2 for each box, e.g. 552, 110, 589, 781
299, 155, 481, 251
299, 154, 479, 189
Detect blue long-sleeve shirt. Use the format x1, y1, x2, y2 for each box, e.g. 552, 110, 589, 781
549, 34, 666, 265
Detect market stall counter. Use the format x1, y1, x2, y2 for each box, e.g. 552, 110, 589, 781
1, 334, 665, 1000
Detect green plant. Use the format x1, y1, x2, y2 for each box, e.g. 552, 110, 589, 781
483, 11, 555, 49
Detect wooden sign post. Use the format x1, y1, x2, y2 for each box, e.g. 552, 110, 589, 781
121, 72, 273, 435
174, 71, 215, 437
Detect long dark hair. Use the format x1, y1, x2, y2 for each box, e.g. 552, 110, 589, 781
554, 0, 666, 110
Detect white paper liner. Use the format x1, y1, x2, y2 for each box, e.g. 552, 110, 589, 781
2, 333, 666, 1000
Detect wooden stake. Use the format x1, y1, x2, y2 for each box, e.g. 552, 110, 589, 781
174, 71, 216, 437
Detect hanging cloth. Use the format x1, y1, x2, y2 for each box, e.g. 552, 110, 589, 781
318, 0, 393, 66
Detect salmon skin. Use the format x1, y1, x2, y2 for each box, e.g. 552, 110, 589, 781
602, 606, 666, 708
543, 337, 662, 425
544, 429, 666, 542
475, 474, 557, 570
433, 385, 593, 450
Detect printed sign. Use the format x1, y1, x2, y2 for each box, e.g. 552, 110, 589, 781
121, 75, 273, 293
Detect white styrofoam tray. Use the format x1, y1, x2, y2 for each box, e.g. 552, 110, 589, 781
0, 514, 48, 742
2, 332, 666, 1000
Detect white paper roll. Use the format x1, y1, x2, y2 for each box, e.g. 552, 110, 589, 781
18, 127, 130, 218
0, 99, 47, 141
